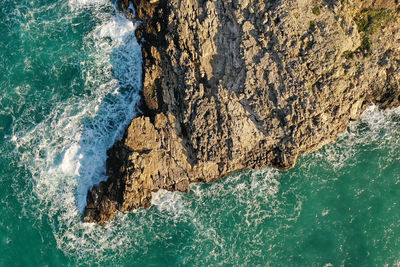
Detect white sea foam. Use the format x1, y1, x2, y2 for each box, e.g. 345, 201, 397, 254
11, 0, 142, 261
152, 189, 188, 215
68, 0, 109, 11
307, 105, 400, 171
9, 0, 400, 262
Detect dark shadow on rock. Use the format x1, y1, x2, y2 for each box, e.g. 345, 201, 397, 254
209, 0, 291, 165
210, 0, 286, 133
73, 3, 142, 216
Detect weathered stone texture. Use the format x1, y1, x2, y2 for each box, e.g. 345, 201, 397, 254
84, 0, 400, 224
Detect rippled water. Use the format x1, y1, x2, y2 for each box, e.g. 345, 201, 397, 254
0, 0, 399, 266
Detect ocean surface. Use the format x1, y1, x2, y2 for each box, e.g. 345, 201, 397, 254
0, 0, 399, 266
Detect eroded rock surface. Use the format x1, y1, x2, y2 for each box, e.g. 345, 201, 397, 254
84, 0, 400, 224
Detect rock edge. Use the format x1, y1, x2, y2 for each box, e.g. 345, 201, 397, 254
84, 0, 400, 225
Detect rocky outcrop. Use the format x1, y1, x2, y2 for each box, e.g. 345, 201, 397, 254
83, 0, 400, 225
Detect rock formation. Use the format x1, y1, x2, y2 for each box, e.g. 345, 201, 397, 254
84, 0, 400, 225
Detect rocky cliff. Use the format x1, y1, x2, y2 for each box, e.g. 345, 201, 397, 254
83, 0, 400, 225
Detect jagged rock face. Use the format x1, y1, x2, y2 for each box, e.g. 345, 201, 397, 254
84, 0, 400, 225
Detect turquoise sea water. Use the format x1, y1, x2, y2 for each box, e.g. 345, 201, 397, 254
0, 0, 399, 266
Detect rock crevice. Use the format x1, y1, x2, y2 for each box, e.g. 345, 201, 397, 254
84, 0, 400, 225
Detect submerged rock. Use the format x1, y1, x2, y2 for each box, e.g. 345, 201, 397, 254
84, 0, 400, 225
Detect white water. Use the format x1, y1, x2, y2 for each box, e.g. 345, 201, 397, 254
11, 0, 143, 259
7, 0, 400, 262
309, 105, 400, 171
